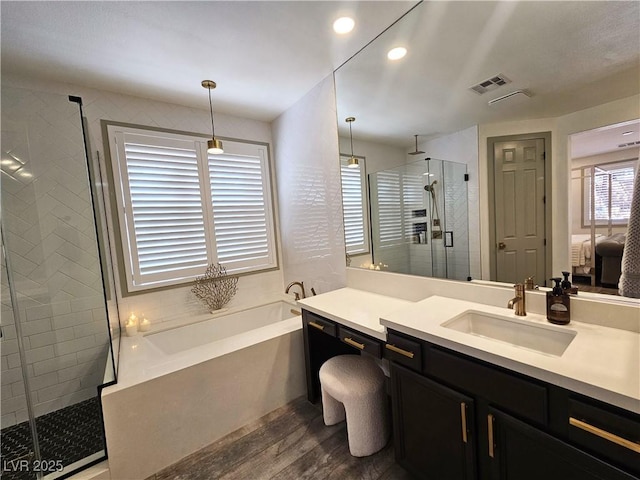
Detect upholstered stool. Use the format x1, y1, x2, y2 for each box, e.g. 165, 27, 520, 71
318, 355, 389, 457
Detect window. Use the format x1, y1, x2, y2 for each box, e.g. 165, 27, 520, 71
372, 171, 424, 246
107, 124, 276, 292
582, 160, 637, 227
340, 156, 369, 254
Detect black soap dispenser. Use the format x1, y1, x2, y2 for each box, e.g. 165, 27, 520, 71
547, 277, 570, 325
561, 271, 578, 295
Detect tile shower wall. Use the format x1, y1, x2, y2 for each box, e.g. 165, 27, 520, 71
417, 125, 480, 279
1, 87, 109, 427
273, 76, 347, 293
2, 75, 284, 329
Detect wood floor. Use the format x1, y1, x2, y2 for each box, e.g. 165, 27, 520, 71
147, 397, 412, 480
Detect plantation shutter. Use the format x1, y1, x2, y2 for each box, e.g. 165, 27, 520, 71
584, 161, 637, 225
403, 174, 424, 239
340, 158, 369, 254
376, 170, 403, 245
208, 142, 276, 273
113, 130, 212, 288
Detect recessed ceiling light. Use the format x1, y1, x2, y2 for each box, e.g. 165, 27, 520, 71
333, 17, 355, 34
387, 47, 407, 61
622, 131, 634, 136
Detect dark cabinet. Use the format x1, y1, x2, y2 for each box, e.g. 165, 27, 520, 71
391, 363, 476, 480
487, 407, 637, 480
388, 329, 640, 480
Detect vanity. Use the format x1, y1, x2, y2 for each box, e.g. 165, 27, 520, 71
298, 284, 640, 480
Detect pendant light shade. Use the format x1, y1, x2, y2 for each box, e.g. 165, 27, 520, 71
346, 116, 358, 168
202, 80, 223, 154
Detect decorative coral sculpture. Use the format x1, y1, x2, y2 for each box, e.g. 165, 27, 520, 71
191, 263, 238, 312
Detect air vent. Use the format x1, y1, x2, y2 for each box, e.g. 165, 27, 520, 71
470, 74, 511, 95
488, 89, 531, 105
618, 140, 640, 148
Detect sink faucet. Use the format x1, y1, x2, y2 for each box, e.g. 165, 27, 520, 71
507, 283, 526, 316
285, 281, 306, 301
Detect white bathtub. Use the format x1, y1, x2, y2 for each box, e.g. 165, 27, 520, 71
147, 301, 300, 355
101, 300, 306, 480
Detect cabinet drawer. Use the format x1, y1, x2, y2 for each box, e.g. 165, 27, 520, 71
385, 331, 422, 371
567, 397, 640, 476
337, 326, 382, 358
303, 311, 337, 336
428, 347, 548, 426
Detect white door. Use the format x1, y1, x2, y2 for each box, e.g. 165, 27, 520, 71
494, 138, 546, 285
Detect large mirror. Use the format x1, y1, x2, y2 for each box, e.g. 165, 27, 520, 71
335, 1, 640, 298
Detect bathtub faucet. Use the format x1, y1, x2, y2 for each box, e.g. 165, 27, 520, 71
285, 281, 306, 301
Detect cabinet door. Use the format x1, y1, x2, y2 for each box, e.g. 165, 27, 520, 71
487, 408, 638, 480
391, 363, 476, 480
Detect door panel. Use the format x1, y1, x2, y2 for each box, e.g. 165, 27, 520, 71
494, 139, 546, 285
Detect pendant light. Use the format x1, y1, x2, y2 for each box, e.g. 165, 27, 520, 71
346, 116, 358, 168
202, 80, 223, 154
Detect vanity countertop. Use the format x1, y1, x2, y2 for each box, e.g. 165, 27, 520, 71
380, 295, 640, 414
297, 287, 413, 340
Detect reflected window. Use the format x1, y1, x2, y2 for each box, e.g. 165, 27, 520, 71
582, 160, 637, 226
340, 155, 369, 254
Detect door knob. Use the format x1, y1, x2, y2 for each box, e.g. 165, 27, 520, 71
498, 242, 506, 250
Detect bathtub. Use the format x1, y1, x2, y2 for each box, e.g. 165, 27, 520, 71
101, 300, 306, 480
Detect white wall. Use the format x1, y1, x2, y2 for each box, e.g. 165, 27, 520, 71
273, 76, 346, 294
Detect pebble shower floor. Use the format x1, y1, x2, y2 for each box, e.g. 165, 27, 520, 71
1, 397, 104, 480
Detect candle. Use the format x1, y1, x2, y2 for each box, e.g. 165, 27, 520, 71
139, 317, 150, 332
125, 321, 137, 337
128, 313, 138, 327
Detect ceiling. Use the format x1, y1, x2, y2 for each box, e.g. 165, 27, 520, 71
0, 1, 414, 121
334, 1, 640, 150
2, 1, 639, 157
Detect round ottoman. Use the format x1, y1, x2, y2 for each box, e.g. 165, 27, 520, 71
318, 355, 389, 457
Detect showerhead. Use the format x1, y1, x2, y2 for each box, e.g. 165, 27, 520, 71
408, 134, 425, 155
424, 180, 438, 192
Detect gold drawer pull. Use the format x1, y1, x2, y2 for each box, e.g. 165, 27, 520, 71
460, 402, 468, 443
488, 414, 495, 458
308, 321, 325, 331
569, 417, 640, 453
290, 309, 301, 316
344, 337, 365, 350
385, 343, 415, 359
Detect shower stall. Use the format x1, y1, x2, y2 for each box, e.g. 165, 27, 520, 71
1, 86, 118, 479
368, 158, 469, 280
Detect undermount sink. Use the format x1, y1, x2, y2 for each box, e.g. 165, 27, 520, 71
441, 310, 577, 357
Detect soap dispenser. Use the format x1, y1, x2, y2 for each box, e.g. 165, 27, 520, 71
561, 271, 578, 295
547, 277, 571, 325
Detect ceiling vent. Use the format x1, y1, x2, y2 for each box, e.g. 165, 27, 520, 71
618, 140, 640, 148
488, 89, 531, 106
469, 74, 511, 95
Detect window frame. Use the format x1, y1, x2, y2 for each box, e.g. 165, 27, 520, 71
106, 122, 277, 294
339, 154, 370, 255
581, 159, 637, 228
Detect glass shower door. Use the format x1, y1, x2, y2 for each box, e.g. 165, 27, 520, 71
1, 86, 116, 479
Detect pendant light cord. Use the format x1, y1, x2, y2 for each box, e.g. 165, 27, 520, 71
349, 121, 354, 157
208, 87, 216, 138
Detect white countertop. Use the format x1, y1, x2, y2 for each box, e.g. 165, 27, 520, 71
294, 287, 639, 413
297, 287, 413, 340
380, 296, 640, 414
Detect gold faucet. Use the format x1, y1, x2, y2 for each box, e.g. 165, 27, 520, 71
524, 277, 539, 290
507, 283, 526, 316
285, 281, 306, 301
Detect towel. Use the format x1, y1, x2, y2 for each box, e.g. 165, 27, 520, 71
619, 167, 640, 298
